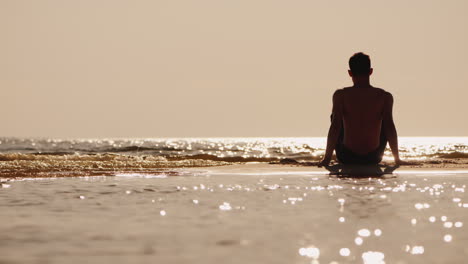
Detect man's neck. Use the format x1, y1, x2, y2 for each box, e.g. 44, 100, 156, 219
352, 76, 371, 87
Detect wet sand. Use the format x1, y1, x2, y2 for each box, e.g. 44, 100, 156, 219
1, 164, 468, 263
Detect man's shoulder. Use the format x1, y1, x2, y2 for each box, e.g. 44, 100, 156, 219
333, 88, 346, 96
334, 86, 393, 98
372, 86, 391, 94
372, 88, 394, 106
334, 87, 352, 95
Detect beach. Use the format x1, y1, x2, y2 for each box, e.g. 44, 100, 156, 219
2, 162, 468, 264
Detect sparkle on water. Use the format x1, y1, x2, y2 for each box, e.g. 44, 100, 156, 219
339, 248, 351, 257
219, 202, 232, 211
362, 251, 385, 264
1, 137, 467, 164
358, 229, 371, 237
408, 246, 425, 255
444, 234, 453, 242
355, 237, 364, 246
298, 246, 320, 259
374, 229, 382, 236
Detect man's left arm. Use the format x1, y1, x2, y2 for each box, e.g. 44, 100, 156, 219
318, 90, 343, 167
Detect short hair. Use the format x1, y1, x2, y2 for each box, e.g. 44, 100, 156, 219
349, 52, 371, 76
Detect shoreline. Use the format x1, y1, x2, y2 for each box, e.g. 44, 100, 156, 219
190, 163, 468, 175
3, 162, 468, 182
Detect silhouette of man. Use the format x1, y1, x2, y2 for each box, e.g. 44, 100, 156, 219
318, 52, 406, 167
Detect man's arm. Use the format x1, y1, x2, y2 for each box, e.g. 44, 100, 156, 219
382, 92, 403, 165
318, 90, 343, 167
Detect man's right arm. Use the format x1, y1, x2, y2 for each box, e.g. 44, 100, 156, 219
382, 92, 402, 164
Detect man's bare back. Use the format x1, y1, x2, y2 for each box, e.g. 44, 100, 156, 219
337, 86, 390, 154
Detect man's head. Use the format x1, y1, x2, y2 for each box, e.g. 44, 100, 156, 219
348, 52, 373, 77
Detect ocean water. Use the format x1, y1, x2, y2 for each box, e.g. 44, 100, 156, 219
1, 137, 468, 263
1, 166, 468, 263
0, 137, 467, 178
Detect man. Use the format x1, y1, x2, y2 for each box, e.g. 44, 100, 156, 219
318, 52, 405, 167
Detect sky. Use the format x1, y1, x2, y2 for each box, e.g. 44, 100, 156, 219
1, 0, 467, 138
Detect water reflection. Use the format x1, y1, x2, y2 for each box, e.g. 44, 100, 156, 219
329, 175, 398, 219
298, 246, 320, 259
362, 251, 385, 264
324, 164, 399, 177
444, 234, 452, 242
339, 247, 351, 256
294, 170, 405, 263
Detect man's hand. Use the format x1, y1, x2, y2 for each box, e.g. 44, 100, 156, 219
318, 157, 331, 167
395, 158, 415, 166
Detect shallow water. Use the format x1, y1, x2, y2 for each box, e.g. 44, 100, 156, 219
1, 169, 468, 263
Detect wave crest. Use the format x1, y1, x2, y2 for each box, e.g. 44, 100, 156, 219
0, 153, 231, 178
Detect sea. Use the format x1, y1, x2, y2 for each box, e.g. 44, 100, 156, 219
0, 137, 467, 178
2, 137, 468, 263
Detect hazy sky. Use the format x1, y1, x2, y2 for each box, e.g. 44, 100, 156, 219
2, 0, 467, 138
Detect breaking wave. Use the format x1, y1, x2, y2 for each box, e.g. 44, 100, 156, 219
0, 137, 467, 178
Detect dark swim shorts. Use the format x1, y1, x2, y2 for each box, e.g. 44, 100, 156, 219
331, 115, 388, 165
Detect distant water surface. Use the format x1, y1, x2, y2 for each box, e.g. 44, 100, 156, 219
1, 137, 467, 160
0, 137, 467, 178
